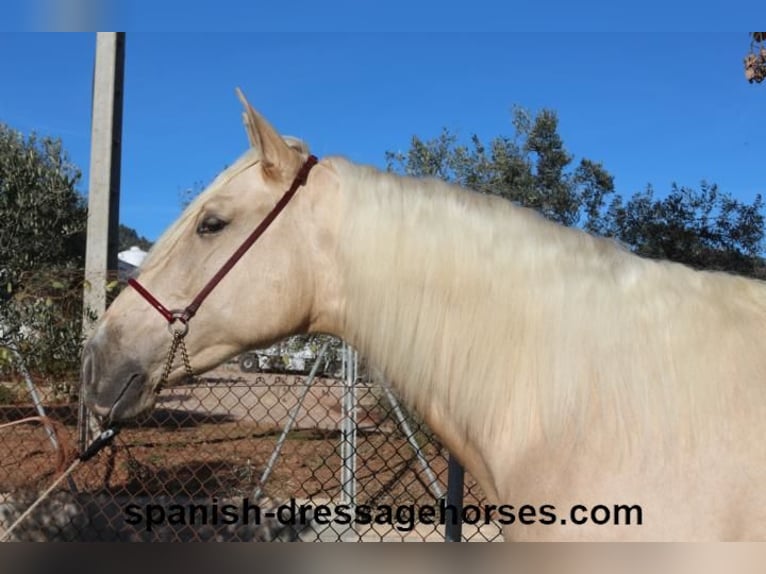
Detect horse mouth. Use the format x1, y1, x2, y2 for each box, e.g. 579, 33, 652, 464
86, 372, 155, 423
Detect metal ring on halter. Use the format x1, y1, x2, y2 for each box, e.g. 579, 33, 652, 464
167, 311, 189, 337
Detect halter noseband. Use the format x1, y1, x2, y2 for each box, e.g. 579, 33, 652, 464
128, 154, 319, 333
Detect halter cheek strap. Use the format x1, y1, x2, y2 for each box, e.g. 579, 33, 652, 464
128, 154, 318, 329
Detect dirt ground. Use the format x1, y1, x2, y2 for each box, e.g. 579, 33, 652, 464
1, 362, 500, 541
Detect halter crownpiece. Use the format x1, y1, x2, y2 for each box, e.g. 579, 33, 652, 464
128, 154, 319, 330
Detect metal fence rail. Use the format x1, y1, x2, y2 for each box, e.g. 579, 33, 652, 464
0, 339, 504, 542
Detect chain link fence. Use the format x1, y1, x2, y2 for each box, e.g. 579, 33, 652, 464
1, 335, 504, 542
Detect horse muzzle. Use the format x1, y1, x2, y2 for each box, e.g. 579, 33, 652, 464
80, 341, 155, 422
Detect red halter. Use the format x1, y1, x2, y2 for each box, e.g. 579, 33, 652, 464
128, 155, 318, 332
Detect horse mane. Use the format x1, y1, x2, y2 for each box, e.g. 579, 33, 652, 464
329, 156, 766, 453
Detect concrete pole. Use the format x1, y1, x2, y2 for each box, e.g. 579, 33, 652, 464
82, 32, 124, 335
80, 32, 125, 450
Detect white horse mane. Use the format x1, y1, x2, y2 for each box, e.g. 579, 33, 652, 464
328, 156, 766, 454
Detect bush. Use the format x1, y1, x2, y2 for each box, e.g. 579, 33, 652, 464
0, 124, 87, 395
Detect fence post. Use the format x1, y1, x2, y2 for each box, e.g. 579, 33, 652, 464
80, 31, 125, 452
339, 343, 358, 540
444, 454, 464, 542
82, 31, 124, 335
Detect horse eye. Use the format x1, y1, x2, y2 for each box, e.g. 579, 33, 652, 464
197, 215, 228, 235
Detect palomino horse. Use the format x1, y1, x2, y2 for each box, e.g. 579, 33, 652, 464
81, 91, 766, 541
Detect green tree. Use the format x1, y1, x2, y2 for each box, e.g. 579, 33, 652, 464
0, 124, 88, 389
603, 182, 764, 277
386, 106, 615, 229
0, 127, 86, 278
387, 106, 765, 279
118, 224, 153, 252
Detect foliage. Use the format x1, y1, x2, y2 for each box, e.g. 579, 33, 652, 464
118, 224, 153, 252
387, 107, 765, 278
0, 124, 88, 390
179, 180, 207, 210
745, 32, 766, 84
0, 383, 21, 405
2, 269, 95, 387
602, 182, 764, 277
386, 106, 615, 230
0, 126, 86, 276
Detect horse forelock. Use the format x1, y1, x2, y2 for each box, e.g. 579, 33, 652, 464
329, 156, 766, 457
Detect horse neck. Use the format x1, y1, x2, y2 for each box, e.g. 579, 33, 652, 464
315, 160, 766, 505
330, 162, 536, 462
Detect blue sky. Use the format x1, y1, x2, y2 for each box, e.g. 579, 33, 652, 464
0, 32, 763, 242
3, 2, 745, 33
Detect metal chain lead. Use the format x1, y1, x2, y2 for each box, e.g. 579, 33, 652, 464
178, 335, 194, 379
156, 331, 194, 395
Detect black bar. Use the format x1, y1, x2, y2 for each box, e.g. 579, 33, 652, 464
444, 453, 464, 542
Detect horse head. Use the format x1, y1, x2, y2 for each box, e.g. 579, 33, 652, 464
81, 90, 342, 422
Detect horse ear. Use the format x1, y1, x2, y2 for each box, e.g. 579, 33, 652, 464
235, 88, 299, 180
